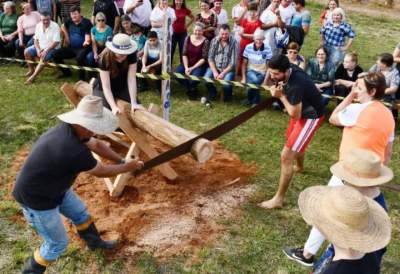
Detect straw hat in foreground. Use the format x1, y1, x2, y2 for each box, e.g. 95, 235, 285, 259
298, 185, 391, 253
330, 148, 393, 187
106, 33, 137, 55
58, 95, 118, 135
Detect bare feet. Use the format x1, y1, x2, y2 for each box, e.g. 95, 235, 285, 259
25, 70, 34, 77
258, 197, 284, 209
293, 164, 304, 173
25, 77, 34, 85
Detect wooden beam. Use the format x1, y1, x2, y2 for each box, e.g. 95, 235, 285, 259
118, 100, 214, 163
74, 80, 92, 97
91, 152, 114, 193
116, 102, 178, 180
110, 142, 138, 197
60, 83, 81, 106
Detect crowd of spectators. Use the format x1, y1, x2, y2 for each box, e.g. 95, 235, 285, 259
0, 0, 399, 110
1, 0, 399, 273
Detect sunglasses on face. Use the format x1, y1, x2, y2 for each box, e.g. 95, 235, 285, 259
97, 19, 105, 22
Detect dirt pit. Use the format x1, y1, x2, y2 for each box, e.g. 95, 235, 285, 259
6, 137, 256, 259
71, 139, 256, 258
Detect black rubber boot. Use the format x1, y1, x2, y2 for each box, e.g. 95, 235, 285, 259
22, 256, 46, 274
78, 223, 118, 251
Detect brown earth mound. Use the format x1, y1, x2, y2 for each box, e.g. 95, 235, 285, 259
9, 139, 256, 259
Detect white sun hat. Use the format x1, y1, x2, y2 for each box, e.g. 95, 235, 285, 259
106, 33, 137, 55
57, 95, 118, 135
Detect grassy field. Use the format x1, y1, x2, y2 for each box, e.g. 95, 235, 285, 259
0, 0, 400, 273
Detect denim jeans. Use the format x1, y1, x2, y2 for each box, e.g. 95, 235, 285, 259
21, 188, 90, 262
15, 34, 34, 59
246, 70, 265, 104
171, 32, 187, 64
175, 63, 206, 90
320, 86, 334, 106
204, 68, 235, 102
86, 47, 105, 67
326, 45, 345, 67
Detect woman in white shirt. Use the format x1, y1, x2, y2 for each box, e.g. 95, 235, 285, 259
150, 0, 176, 42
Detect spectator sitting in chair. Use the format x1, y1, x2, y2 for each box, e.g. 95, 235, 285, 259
175, 22, 209, 100
53, 5, 92, 80
241, 28, 272, 106
205, 24, 238, 103
86, 12, 112, 68
141, 30, 163, 91
286, 41, 305, 70
334, 51, 363, 99
306, 46, 336, 106
0, 1, 18, 60
369, 53, 400, 119
15, 2, 41, 61
24, 11, 60, 84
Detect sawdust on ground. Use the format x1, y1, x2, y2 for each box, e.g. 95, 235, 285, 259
8, 139, 257, 260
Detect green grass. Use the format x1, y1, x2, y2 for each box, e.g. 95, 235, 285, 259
0, 0, 400, 273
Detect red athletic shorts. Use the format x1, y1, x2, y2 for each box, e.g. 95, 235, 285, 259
285, 116, 324, 153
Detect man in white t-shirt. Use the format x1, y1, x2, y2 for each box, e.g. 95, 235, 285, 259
24, 12, 60, 84
123, 0, 152, 32
260, 0, 282, 55
279, 0, 296, 25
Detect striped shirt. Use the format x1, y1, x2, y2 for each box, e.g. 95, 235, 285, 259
243, 42, 272, 73
208, 35, 238, 72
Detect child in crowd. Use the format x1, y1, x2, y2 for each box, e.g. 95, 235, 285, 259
141, 30, 162, 91
131, 23, 146, 59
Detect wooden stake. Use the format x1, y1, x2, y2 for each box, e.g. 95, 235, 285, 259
111, 142, 138, 197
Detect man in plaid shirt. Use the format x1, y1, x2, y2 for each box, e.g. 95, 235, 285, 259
205, 23, 238, 102
320, 7, 355, 66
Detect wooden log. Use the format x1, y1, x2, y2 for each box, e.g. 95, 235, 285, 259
117, 100, 214, 163
111, 142, 138, 197
61, 83, 81, 106
74, 80, 92, 97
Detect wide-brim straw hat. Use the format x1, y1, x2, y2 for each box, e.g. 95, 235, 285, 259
58, 95, 118, 135
299, 185, 391, 253
330, 148, 393, 187
106, 33, 137, 55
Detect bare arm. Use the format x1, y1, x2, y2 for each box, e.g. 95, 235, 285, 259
393, 47, 400, 63
329, 89, 357, 126
270, 85, 302, 119
127, 63, 139, 106
99, 70, 119, 112
241, 58, 248, 82
385, 86, 398, 95
61, 24, 70, 46
113, 16, 121, 34
186, 13, 195, 29
384, 141, 393, 165
86, 160, 143, 178
86, 137, 123, 162
342, 38, 354, 51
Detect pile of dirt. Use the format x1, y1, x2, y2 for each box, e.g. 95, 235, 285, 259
8, 139, 257, 259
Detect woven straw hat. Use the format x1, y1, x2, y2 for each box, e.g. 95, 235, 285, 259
299, 185, 391, 253
330, 148, 393, 187
58, 95, 118, 135
106, 33, 137, 55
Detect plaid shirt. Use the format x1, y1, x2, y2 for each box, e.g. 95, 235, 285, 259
208, 35, 238, 72
320, 22, 355, 47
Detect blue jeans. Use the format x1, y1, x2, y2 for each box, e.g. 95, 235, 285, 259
21, 188, 90, 262
326, 45, 345, 67
15, 34, 34, 59
246, 70, 265, 104
175, 63, 206, 90
204, 68, 235, 102
86, 47, 105, 67
26, 45, 57, 62
320, 86, 334, 106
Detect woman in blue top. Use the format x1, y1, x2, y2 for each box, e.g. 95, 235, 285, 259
86, 12, 112, 67
306, 46, 336, 106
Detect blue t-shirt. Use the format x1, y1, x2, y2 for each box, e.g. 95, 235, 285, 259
131, 33, 146, 51
91, 25, 112, 46
36, 0, 54, 17
291, 9, 311, 28
65, 17, 92, 48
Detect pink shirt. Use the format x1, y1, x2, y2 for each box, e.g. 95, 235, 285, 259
17, 11, 41, 36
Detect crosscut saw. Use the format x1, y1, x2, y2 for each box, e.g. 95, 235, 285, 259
133, 97, 275, 176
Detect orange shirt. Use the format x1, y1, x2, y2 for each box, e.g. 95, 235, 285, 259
339, 101, 395, 162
